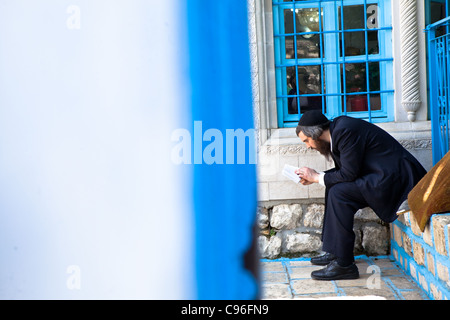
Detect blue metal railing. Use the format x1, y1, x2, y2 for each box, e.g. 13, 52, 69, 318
426, 16, 450, 165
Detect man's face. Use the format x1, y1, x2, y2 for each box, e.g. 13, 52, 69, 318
298, 131, 331, 159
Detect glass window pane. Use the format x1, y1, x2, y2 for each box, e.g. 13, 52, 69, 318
297, 35, 321, 59
344, 94, 369, 112
286, 65, 324, 114
274, 0, 391, 124
369, 94, 382, 111
285, 36, 295, 59
340, 31, 379, 56
342, 63, 367, 93
298, 66, 322, 94
287, 66, 297, 94
339, 5, 364, 30
297, 65, 324, 113
430, 2, 446, 36
430, 2, 446, 23
340, 31, 366, 56
343, 94, 383, 112
367, 30, 379, 54
284, 9, 294, 34
295, 8, 323, 59
295, 8, 322, 33
368, 62, 380, 92
339, 4, 379, 57
287, 66, 297, 114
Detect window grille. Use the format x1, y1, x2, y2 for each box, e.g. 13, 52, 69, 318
273, 0, 394, 127
426, 16, 450, 164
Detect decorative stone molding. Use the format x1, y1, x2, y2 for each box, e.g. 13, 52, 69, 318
258, 139, 431, 157
400, 0, 421, 122
398, 139, 432, 150
260, 144, 310, 155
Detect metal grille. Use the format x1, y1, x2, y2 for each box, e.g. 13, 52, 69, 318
273, 0, 394, 127
426, 16, 450, 164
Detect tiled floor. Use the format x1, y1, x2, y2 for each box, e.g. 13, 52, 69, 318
261, 255, 429, 300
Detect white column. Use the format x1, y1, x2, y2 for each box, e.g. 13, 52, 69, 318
400, 0, 421, 122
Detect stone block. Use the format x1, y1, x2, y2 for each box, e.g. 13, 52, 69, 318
432, 215, 450, 256
289, 260, 313, 267
404, 211, 412, 227
263, 272, 287, 284
289, 266, 322, 279
396, 212, 409, 227
353, 228, 363, 254
258, 235, 281, 259
392, 247, 399, 261
412, 240, 425, 266
260, 261, 284, 272
307, 182, 326, 199
402, 232, 412, 256
410, 262, 417, 281
261, 283, 291, 299
268, 180, 308, 200
430, 283, 442, 300
393, 224, 403, 247
257, 154, 299, 183
257, 206, 269, 229
436, 262, 450, 286
271, 204, 302, 230
448, 223, 450, 257
426, 251, 435, 276
257, 182, 269, 202
361, 224, 390, 256
410, 213, 423, 237
423, 223, 433, 247
283, 232, 321, 255
341, 285, 396, 300
303, 203, 325, 228
300, 153, 328, 172
355, 207, 379, 222
418, 272, 429, 293
291, 278, 335, 295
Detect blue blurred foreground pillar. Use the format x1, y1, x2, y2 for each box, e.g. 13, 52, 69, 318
0, 0, 258, 299
186, 1, 259, 299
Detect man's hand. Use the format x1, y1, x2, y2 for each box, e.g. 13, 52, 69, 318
295, 167, 320, 185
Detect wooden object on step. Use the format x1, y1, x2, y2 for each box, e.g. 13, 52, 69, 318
408, 151, 450, 232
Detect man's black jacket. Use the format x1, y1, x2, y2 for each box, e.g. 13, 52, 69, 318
324, 116, 427, 223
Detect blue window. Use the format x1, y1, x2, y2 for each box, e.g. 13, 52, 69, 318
273, 0, 394, 127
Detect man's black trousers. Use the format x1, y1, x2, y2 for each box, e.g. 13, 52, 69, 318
321, 182, 369, 261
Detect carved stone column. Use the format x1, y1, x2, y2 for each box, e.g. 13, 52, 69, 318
400, 0, 421, 122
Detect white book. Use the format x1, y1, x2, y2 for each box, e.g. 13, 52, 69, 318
282, 164, 300, 184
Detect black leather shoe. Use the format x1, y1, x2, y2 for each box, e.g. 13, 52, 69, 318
311, 260, 359, 280
310, 252, 337, 266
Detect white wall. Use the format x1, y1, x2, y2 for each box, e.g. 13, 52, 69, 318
392, 0, 429, 122
0, 1, 193, 299
252, 0, 433, 204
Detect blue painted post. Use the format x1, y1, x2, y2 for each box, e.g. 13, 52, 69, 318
427, 17, 450, 164
185, 1, 259, 299
427, 23, 440, 165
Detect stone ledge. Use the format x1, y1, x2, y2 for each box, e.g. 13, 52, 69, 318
258, 204, 390, 259
391, 211, 450, 300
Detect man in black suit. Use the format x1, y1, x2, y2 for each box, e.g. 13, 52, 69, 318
295, 110, 427, 280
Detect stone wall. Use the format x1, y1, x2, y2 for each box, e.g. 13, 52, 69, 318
258, 203, 391, 259
391, 211, 450, 300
